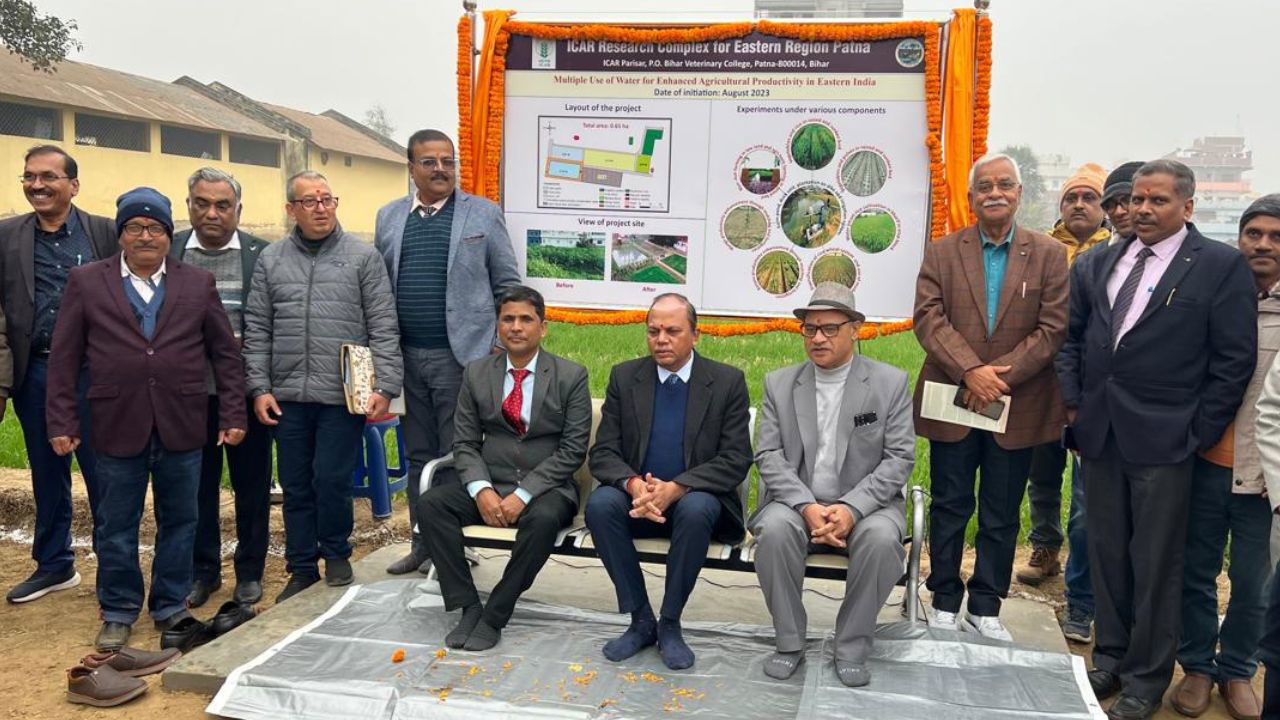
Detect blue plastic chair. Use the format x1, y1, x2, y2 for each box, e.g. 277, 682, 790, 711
351, 416, 407, 519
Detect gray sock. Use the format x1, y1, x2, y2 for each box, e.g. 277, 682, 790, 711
446, 605, 482, 649
463, 620, 501, 651
763, 651, 804, 680
835, 661, 870, 688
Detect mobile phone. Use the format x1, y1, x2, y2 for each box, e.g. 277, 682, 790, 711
953, 386, 1006, 420
1061, 424, 1078, 452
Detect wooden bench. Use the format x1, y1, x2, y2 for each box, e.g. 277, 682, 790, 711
419, 398, 926, 622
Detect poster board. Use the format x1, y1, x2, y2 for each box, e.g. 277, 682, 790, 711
500, 30, 932, 320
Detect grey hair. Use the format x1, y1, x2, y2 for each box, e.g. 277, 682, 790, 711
968, 152, 1023, 189
1135, 159, 1196, 200
286, 170, 329, 201
187, 167, 242, 203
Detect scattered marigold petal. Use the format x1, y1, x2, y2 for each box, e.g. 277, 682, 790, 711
435, 648, 447, 659
568, 663, 583, 672
391, 649, 406, 663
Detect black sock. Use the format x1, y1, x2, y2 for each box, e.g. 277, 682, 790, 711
445, 605, 482, 649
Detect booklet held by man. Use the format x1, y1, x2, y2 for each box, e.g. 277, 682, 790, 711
341, 344, 406, 416
920, 381, 1010, 433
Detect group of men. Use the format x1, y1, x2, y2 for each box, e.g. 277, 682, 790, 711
919, 151, 1280, 720
6, 129, 1280, 717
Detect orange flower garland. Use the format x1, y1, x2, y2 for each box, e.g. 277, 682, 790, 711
456, 15, 475, 192
457, 17, 980, 338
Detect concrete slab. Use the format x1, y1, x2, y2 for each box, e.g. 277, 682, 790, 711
164, 543, 1068, 695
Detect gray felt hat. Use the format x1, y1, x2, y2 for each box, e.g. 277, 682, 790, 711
793, 282, 865, 323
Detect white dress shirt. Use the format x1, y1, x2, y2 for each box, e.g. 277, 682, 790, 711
410, 194, 448, 219
467, 352, 539, 503
120, 258, 166, 303
657, 354, 694, 385
1106, 225, 1188, 345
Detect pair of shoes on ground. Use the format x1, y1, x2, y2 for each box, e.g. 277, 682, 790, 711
66, 646, 181, 707
1088, 669, 1158, 720
931, 609, 1013, 642
275, 557, 354, 604
1171, 672, 1261, 720
187, 578, 264, 609
762, 649, 870, 688
6, 566, 81, 603
445, 605, 503, 652
95, 609, 229, 655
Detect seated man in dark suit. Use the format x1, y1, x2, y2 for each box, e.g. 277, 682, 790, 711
585, 293, 753, 670
419, 285, 591, 651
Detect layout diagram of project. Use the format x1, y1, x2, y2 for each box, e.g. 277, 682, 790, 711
538, 116, 672, 213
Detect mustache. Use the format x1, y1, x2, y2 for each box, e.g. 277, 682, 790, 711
982, 199, 1010, 208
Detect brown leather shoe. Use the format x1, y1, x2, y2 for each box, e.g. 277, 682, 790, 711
1219, 678, 1261, 720
1015, 546, 1062, 586
1171, 673, 1213, 717
82, 646, 182, 677
65, 664, 147, 707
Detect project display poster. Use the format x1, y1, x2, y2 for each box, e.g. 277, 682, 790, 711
503, 31, 929, 320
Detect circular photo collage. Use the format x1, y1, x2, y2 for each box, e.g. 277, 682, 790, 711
720, 202, 769, 251
735, 146, 785, 197
780, 182, 843, 250
839, 148, 891, 197
849, 205, 901, 254
810, 250, 859, 289
789, 121, 839, 171
754, 248, 802, 297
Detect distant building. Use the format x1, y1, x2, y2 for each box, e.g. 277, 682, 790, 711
754, 0, 903, 17
1165, 136, 1256, 245
0, 52, 406, 240
1039, 153, 1073, 196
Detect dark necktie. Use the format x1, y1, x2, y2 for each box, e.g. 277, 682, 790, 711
665, 374, 683, 388
503, 368, 530, 436
1111, 246, 1155, 346
419, 205, 436, 218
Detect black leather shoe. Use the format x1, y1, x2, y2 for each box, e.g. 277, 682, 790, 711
386, 549, 428, 575
95, 622, 132, 653
1088, 669, 1121, 700
154, 610, 193, 632
325, 558, 353, 587
160, 616, 214, 654
1106, 694, 1158, 720
211, 601, 257, 636
275, 574, 319, 604
186, 579, 221, 609
233, 580, 262, 605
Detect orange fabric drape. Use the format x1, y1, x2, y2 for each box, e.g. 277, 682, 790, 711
943, 8, 977, 232
466, 9, 513, 200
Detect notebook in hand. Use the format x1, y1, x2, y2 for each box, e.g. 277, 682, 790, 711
340, 344, 405, 416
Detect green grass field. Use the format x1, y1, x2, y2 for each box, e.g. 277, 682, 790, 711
616, 264, 680, 284
0, 323, 1066, 546
527, 245, 605, 280
850, 211, 897, 254
663, 255, 688, 275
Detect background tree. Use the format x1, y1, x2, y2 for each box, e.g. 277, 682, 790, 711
363, 104, 396, 139
998, 144, 1054, 230
0, 0, 80, 72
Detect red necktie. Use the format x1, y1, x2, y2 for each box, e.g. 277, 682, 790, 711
503, 368, 530, 436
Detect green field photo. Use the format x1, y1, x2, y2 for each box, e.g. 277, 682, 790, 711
780, 185, 843, 249
850, 208, 898, 254
526, 230, 606, 280
790, 122, 837, 170
754, 249, 801, 295
723, 204, 769, 250
810, 251, 858, 288
611, 234, 688, 284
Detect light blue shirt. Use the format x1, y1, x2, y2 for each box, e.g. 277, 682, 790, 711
980, 226, 1014, 333
657, 354, 694, 385
466, 352, 538, 503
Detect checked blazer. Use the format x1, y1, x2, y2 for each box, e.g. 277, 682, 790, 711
912, 225, 1069, 449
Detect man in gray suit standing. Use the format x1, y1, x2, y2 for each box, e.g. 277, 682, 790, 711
419, 286, 591, 652
375, 129, 521, 575
753, 283, 915, 688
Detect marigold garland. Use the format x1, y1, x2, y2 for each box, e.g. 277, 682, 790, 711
456, 15, 475, 192
458, 17, 974, 338
545, 307, 912, 338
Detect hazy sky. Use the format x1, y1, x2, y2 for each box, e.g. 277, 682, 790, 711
33, 0, 1280, 191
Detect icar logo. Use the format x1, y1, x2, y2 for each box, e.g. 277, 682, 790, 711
533, 39, 556, 69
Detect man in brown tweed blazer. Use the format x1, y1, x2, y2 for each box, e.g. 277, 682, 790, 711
912, 153, 1068, 641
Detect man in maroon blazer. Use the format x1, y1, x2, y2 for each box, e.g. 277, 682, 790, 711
46, 187, 247, 653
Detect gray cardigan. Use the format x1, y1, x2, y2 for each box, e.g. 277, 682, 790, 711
243, 223, 402, 406
374, 188, 520, 365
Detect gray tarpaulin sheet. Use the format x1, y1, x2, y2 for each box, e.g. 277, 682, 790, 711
208, 579, 1104, 720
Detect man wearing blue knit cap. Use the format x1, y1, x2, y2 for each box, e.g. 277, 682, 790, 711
47, 187, 247, 653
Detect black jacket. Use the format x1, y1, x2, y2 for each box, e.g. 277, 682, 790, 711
1056, 224, 1257, 464
170, 229, 268, 337
0, 206, 117, 392
589, 351, 753, 543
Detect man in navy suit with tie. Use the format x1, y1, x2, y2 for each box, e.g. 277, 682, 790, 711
585, 294, 753, 671
1057, 159, 1257, 720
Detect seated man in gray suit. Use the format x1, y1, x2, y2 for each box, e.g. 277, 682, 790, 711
753, 283, 915, 687
419, 285, 591, 651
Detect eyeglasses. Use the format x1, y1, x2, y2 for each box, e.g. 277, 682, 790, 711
291, 196, 339, 210
122, 223, 168, 238
801, 320, 856, 338
974, 180, 1019, 194
190, 198, 236, 213
413, 157, 457, 170
20, 172, 71, 184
